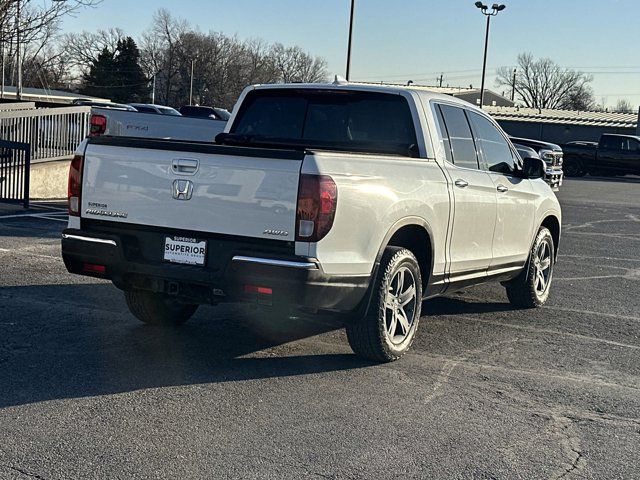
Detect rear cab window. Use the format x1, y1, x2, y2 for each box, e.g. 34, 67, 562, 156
434, 104, 480, 170
229, 89, 419, 157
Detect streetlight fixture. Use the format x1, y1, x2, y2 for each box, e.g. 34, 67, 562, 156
475, 2, 506, 109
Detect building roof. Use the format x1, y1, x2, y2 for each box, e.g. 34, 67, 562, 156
0, 86, 110, 105
486, 106, 639, 129
351, 81, 511, 100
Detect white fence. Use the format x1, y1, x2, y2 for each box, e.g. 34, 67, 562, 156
0, 106, 91, 162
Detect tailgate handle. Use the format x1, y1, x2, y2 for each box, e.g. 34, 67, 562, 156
171, 158, 199, 175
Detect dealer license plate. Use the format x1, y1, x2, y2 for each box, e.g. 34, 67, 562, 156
163, 236, 207, 266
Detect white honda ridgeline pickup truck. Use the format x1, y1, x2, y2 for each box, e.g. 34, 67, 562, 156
62, 82, 561, 362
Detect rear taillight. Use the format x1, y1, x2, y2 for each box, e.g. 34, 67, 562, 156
295, 174, 337, 242
68, 154, 84, 216
89, 114, 107, 136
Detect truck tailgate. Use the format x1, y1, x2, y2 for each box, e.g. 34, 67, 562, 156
81, 139, 303, 242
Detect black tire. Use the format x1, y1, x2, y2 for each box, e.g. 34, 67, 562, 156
505, 227, 555, 308
124, 290, 198, 326
563, 158, 585, 177
346, 247, 423, 362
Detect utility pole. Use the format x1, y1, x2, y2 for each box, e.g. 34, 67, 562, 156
1, 38, 5, 100
16, 0, 22, 101
345, 0, 355, 81
151, 73, 156, 104
438, 74, 443, 87
511, 68, 516, 102
189, 59, 195, 105
637, 106, 640, 136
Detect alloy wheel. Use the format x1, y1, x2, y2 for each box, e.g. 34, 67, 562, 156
383, 267, 418, 345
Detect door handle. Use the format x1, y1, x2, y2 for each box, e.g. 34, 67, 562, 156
454, 179, 469, 188
171, 158, 199, 175
496, 184, 509, 193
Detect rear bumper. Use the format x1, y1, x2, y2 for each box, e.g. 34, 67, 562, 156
61, 229, 369, 313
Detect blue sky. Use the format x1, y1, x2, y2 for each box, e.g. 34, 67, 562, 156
62, 0, 640, 107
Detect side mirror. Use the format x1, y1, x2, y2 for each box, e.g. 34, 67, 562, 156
522, 157, 546, 179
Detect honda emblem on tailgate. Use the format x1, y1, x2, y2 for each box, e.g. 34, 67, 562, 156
172, 180, 193, 200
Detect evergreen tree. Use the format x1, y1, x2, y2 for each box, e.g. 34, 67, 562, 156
80, 47, 117, 100
81, 38, 149, 103
114, 37, 149, 103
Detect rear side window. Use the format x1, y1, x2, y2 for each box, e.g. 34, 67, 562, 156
437, 104, 480, 169
231, 90, 418, 156
468, 111, 516, 174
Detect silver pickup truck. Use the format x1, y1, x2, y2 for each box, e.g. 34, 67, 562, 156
62, 82, 561, 362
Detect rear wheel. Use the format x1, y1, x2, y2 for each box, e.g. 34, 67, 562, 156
346, 247, 422, 362
505, 227, 555, 308
125, 290, 198, 326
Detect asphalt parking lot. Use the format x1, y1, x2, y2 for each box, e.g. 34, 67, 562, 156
1, 177, 639, 479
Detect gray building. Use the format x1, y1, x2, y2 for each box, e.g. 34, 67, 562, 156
486, 106, 640, 144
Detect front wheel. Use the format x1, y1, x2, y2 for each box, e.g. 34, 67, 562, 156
563, 158, 585, 177
505, 227, 555, 308
125, 290, 198, 326
346, 247, 422, 362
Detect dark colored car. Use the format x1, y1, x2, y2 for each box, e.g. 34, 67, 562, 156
179, 105, 230, 121
129, 103, 182, 116
510, 136, 564, 190
563, 134, 640, 177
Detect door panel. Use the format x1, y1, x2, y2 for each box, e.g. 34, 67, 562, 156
465, 110, 536, 273
444, 165, 497, 276
434, 104, 497, 279
488, 173, 535, 271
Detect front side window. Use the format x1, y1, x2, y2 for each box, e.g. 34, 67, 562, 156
231, 90, 418, 156
437, 104, 480, 169
468, 111, 515, 174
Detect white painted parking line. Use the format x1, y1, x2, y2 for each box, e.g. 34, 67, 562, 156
0, 212, 67, 220
30, 215, 68, 223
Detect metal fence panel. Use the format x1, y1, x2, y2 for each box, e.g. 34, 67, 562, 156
0, 106, 91, 162
0, 140, 30, 208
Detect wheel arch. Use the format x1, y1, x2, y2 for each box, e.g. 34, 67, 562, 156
374, 217, 435, 292
540, 214, 561, 259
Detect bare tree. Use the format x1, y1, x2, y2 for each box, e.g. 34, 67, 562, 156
496, 53, 595, 110
269, 43, 327, 83
1, 0, 102, 91
139, 8, 188, 105
614, 98, 635, 114
1, 0, 102, 44
60, 28, 125, 75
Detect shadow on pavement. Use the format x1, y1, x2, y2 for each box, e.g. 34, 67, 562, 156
0, 283, 372, 408
424, 295, 514, 316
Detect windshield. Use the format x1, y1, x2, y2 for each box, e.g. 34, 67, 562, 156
230, 90, 418, 156
158, 107, 181, 116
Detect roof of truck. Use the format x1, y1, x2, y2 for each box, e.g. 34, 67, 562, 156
251, 81, 477, 107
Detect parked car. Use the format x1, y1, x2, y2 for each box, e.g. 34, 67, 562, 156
510, 136, 563, 190
88, 106, 227, 142
72, 99, 137, 111
62, 83, 561, 363
179, 105, 231, 121
128, 103, 182, 116
563, 134, 640, 177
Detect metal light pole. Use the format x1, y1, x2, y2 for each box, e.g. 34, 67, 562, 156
16, 0, 21, 101
475, 2, 505, 109
345, 0, 355, 81
189, 59, 194, 105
